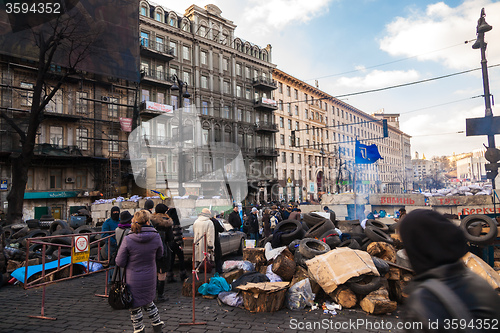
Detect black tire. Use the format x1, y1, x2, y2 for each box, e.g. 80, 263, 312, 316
365, 219, 389, 232
48, 229, 73, 253
387, 223, 398, 234
460, 214, 498, 245
338, 239, 361, 249
347, 232, 365, 245
301, 221, 309, 232
10, 223, 28, 231
74, 225, 96, 242
11, 226, 29, 239
371, 256, 390, 275
365, 226, 394, 244
26, 219, 40, 229
347, 275, 382, 295
361, 237, 373, 251
237, 238, 244, 255
19, 229, 50, 248
293, 250, 307, 267
323, 235, 341, 249
298, 238, 330, 259
275, 219, 306, 245
49, 220, 71, 234
3, 226, 13, 239
304, 219, 335, 239
345, 220, 363, 233
39, 215, 54, 222
319, 229, 339, 239
303, 213, 326, 228
288, 239, 301, 254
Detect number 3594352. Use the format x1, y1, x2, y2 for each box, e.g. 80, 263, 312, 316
5, 2, 61, 15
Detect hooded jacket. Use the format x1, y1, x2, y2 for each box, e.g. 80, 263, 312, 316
400, 209, 500, 332
115, 225, 163, 308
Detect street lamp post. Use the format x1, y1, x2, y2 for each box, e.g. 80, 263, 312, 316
472, 8, 497, 187
171, 74, 190, 196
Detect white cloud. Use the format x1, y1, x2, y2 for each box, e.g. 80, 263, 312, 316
242, 0, 333, 35
335, 69, 420, 90
379, 0, 500, 69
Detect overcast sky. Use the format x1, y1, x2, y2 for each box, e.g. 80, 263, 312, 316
158, 0, 500, 159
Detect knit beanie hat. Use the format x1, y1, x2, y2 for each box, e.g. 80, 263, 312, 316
399, 209, 468, 275
144, 199, 154, 210
111, 206, 120, 214
155, 203, 168, 214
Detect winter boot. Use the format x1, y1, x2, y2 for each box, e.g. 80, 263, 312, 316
156, 281, 168, 303
152, 322, 164, 333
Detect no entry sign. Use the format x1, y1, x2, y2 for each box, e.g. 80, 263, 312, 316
72, 235, 90, 263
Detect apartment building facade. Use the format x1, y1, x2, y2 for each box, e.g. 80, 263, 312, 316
138, 2, 278, 203
272, 69, 412, 202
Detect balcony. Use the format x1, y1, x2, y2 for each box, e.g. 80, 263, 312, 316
33, 144, 83, 157
140, 69, 173, 87
255, 147, 278, 157
254, 122, 278, 132
140, 101, 174, 117
142, 137, 175, 148
254, 98, 278, 111
140, 39, 175, 61
43, 110, 81, 122
252, 77, 277, 90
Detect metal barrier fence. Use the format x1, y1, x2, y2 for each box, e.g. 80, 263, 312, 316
22, 230, 115, 320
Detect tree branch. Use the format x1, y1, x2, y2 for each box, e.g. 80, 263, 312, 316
0, 111, 26, 142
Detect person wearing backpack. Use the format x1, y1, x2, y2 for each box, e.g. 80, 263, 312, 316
399, 209, 500, 332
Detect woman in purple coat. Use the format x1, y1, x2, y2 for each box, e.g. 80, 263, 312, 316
115, 210, 164, 333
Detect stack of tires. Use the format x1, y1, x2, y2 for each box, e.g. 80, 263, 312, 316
2, 220, 99, 262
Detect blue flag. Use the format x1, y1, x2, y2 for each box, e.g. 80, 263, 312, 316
355, 140, 383, 164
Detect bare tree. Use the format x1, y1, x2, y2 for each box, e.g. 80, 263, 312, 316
1, 14, 99, 225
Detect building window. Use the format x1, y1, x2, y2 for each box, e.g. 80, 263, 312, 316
279, 117, 284, 128
294, 105, 298, 115
199, 25, 206, 37
46, 89, 63, 113
76, 92, 88, 114
290, 153, 294, 163
289, 136, 293, 146
245, 67, 251, 79
75, 169, 87, 189
298, 154, 302, 164
108, 97, 118, 117
76, 128, 88, 150
201, 75, 208, 89
49, 126, 63, 147
140, 31, 149, 47
224, 106, 231, 119
223, 81, 230, 94
287, 119, 292, 130
202, 101, 208, 115
170, 41, 177, 57
278, 100, 283, 111
223, 58, 229, 71
49, 169, 62, 189
278, 82, 283, 93
236, 85, 242, 97
169, 14, 177, 27
295, 122, 299, 130
140, 4, 148, 16
280, 134, 284, 145
238, 109, 242, 121
201, 50, 208, 65
245, 88, 251, 100
109, 134, 119, 152
171, 95, 178, 110
286, 86, 290, 97
305, 109, 308, 119
183, 71, 190, 85
306, 124, 309, 134
182, 46, 190, 60
26, 168, 34, 190
155, 11, 163, 22
236, 63, 242, 76
282, 152, 286, 163
20, 82, 33, 106
294, 89, 298, 99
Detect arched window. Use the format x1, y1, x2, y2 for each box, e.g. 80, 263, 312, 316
198, 21, 208, 37
140, 2, 149, 17
155, 8, 164, 22
168, 13, 178, 27
262, 51, 267, 62
181, 19, 190, 32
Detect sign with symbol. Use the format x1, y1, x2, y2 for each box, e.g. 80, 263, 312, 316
72, 235, 89, 263
0, 180, 7, 190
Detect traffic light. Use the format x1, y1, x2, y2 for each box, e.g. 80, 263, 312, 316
382, 119, 388, 138
485, 163, 498, 180
291, 131, 296, 147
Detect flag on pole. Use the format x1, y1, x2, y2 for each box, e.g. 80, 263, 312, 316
355, 140, 383, 164
151, 190, 167, 200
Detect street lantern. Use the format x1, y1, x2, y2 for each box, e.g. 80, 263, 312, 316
171, 74, 190, 196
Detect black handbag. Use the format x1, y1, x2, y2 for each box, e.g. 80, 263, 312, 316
108, 268, 133, 310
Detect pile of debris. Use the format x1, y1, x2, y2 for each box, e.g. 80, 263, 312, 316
184, 213, 416, 314
422, 184, 492, 197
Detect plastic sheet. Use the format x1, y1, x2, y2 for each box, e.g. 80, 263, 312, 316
222, 260, 255, 272
265, 265, 282, 282
286, 278, 315, 310
218, 291, 243, 307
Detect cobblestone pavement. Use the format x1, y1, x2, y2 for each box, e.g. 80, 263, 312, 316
0, 271, 407, 333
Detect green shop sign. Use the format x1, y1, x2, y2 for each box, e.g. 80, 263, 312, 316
24, 191, 80, 199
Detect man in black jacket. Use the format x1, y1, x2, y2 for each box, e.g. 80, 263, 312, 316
400, 209, 500, 332
228, 205, 242, 231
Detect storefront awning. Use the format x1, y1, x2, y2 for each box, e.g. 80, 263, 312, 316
24, 191, 80, 199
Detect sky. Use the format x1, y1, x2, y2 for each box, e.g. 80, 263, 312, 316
157, 0, 500, 159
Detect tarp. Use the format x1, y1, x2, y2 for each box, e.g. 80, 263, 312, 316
11, 257, 86, 283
